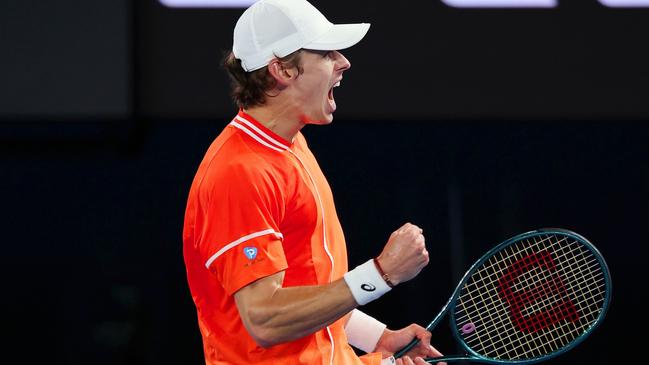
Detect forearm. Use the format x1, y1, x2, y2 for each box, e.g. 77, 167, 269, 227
236, 276, 357, 347
234, 224, 429, 349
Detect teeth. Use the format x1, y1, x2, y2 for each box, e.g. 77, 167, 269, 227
334, 81, 340, 88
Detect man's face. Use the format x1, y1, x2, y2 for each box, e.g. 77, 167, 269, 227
292, 50, 351, 125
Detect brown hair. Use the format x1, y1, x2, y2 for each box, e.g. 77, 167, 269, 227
223, 50, 304, 109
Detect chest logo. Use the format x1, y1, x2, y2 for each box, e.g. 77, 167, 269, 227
243, 247, 258, 260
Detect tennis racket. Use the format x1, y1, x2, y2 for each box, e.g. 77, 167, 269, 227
395, 228, 611, 364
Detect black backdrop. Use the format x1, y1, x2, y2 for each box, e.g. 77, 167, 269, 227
137, 0, 649, 119
0, 0, 130, 119
1, 1, 648, 364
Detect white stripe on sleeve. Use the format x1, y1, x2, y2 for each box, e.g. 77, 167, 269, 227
204, 228, 283, 269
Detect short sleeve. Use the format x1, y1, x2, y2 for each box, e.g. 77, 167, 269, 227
200, 161, 288, 295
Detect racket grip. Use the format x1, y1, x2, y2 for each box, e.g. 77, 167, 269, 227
394, 337, 420, 359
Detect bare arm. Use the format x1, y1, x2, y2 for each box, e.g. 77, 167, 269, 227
234, 271, 357, 347
234, 223, 429, 348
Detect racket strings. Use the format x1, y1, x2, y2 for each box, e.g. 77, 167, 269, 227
464, 236, 605, 358
454, 234, 607, 360
457, 241, 603, 323
474, 236, 604, 352
457, 241, 601, 325
461, 279, 604, 359
461, 236, 602, 319
458, 244, 584, 359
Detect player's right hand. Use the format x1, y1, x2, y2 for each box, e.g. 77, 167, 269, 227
376, 223, 429, 285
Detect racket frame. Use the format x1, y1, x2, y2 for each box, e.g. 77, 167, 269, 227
396, 228, 612, 364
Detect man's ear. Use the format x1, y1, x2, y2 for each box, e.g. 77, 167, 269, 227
267, 59, 298, 87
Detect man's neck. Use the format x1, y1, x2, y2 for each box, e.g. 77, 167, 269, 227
244, 103, 305, 143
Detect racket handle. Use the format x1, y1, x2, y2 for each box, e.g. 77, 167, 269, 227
394, 337, 420, 359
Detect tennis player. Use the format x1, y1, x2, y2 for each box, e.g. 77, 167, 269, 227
182, 1, 446, 364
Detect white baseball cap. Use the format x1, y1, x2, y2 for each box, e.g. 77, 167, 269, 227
233, 0, 370, 72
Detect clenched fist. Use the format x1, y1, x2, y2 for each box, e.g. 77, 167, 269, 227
376, 223, 429, 286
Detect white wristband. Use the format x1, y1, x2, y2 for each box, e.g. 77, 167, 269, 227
343, 259, 392, 305
345, 309, 387, 353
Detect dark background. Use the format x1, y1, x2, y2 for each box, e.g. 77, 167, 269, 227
1, 1, 647, 364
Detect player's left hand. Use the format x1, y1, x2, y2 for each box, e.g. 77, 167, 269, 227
374, 324, 446, 365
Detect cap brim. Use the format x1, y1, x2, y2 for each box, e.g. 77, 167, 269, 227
304, 23, 370, 51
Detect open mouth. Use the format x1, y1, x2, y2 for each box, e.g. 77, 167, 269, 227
328, 81, 341, 101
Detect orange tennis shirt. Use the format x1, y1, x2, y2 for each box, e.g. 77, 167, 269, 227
183, 111, 382, 365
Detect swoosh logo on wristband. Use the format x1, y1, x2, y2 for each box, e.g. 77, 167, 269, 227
361, 283, 376, 292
